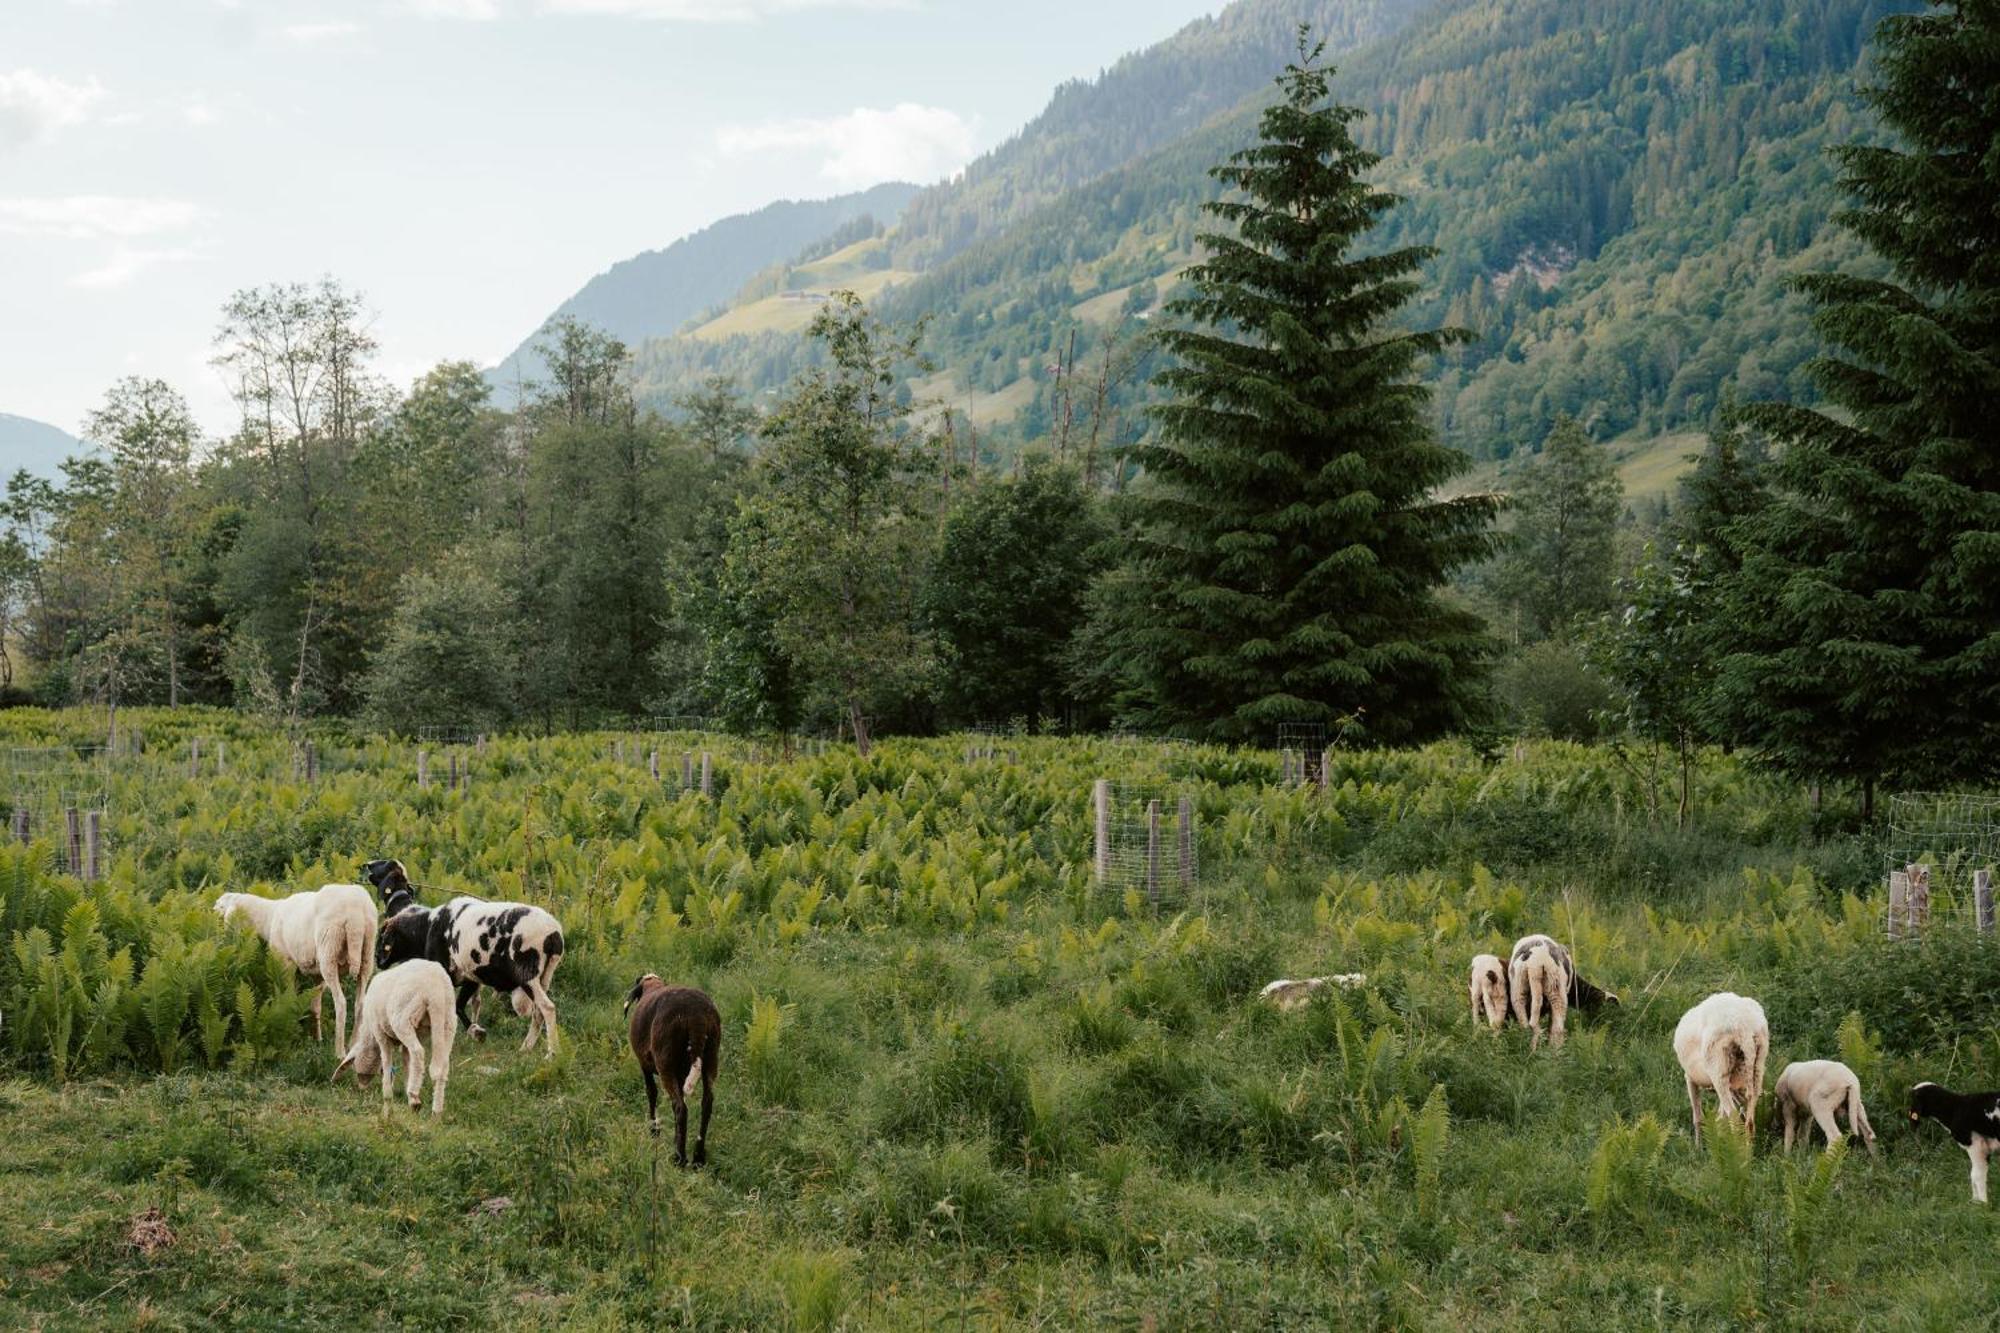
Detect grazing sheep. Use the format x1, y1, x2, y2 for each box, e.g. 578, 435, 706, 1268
1776, 1060, 1877, 1155
625, 974, 721, 1167
1908, 1082, 2000, 1202
1469, 954, 1509, 1030
332, 960, 457, 1116
1673, 992, 1770, 1145
1508, 934, 1571, 1049
215, 883, 377, 1056
376, 893, 564, 1055
1259, 974, 1366, 1012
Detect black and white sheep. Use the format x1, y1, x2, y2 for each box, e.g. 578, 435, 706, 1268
626, 974, 721, 1167
376, 893, 565, 1056
215, 883, 377, 1056
1673, 991, 1769, 1144
1908, 1082, 2000, 1203
362, 857, 419, 917
332, 960, 457, 1116
1502, 933, 1618, 1047
1775, 1059, 1876, 1155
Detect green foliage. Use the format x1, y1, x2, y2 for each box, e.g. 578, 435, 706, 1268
1411, 1083, 1449, 1220
1493, 415, 1623, 639
1700, 1110, 1756, 1225
362, 547, 522, 733
926, 458, 1109, 728
1102, 35, 1498, 744
1715, 0, 2000, 803
1585, 1113, 1672, 1227
1495, 638, 1615, 741
1785, 1137, 1849, 1273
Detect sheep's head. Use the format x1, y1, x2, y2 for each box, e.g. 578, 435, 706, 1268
213, 893, 244, 922
1909, 1081, 1942, 1125
361, 858, 411, 906
333, 1038, 380, 1084
624, 973, 664, 1016
376, 908, 429, 971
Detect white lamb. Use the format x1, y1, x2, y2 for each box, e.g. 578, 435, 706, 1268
215, 883, 377, 1056
1469, 953, 1509, 1030
1775, 1059, 1877, 1155
1673, 991, 1770, 1144
1259, 974, 1366, 1011
332, 960, 457, 1116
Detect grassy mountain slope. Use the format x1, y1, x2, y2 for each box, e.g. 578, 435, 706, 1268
628, 0, 1907, 470
0, 414, 84, 479
487, 181, 919, 399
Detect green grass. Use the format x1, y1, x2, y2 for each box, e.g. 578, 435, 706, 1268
4, 713, 1999, 1328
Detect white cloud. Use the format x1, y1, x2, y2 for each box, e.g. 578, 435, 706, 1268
718, 103, 973, 188
283, 21, 363, 44
404, 0, 500, 15
0, 69, 106, 149
542, 0, 912, 20
70, 246, 200, 290
183, 99, 221, 127
0, 196, 203, 239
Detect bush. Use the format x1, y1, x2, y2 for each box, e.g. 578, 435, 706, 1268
1495, 639, 1617, 741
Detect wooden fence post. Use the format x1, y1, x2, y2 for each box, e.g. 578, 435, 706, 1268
682, 753, 693, 789
1319, 748, 1331, 794
216, 740, 226, 774
12, 808, 28, 844
1093, 779, 1110, 888
1888, 869, 1909, 939
65, 807, 81, 876
85, 810, 101, 882
1977, 868, 1994, 935
305, 742, 318, 783
615, 739, 626, 765
189, 738, 201, 780
1145, 799, 1161, 905
418, 749, 430, 789
700, 752, 713, 798
1177, 795, 1194, 889
449, 753, 460, 792
649, 750, 660, 782
1909, 862, 1931, 932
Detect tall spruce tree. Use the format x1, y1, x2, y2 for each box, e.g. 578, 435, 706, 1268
1106, 31, 1498, 743
1494, 414, 1623, 640
1711, 0, 2000, 817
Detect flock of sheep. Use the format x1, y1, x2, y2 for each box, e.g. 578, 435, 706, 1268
1273, 932, 2000, 1203
211, 866, 2000, 1200
212, 858, 723, 1167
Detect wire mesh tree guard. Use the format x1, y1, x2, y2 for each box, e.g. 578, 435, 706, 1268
1091, 778, 1200, 906
1276, 721, 1330, 788
1882, 792, 2000, 937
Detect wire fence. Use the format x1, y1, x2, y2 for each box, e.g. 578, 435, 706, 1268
1882, 792, 2000, 937
2, 784, 111, 878
1092, 779, 1200, 906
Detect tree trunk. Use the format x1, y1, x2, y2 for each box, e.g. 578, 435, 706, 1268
1862, 774, 1876, 824
848, 697, 871, 759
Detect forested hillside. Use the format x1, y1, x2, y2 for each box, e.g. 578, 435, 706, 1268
487, 181, 918, 400
628, 0, 1906, 464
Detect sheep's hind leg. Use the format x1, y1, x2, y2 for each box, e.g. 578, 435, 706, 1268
390, 1015, 426, 1112
694, 1075, 713, 1167
1971, 1139, 1992, 1205
1810, 1095, 1844, 1151
526, 979, 557, 1058
644, 1069, 661, 1136
1686, 1078, 1704, 1147
457, 981, 485, 1040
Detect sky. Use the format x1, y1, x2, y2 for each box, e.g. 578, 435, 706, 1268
0, 0, 1222, 442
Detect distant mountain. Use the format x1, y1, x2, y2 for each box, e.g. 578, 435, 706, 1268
0, 414, 84, 479
488, 181, 921, 401
625, 0, 1909, 467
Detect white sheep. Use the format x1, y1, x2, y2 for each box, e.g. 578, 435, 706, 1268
1469, 953, 1509, 1030
215, 883, 377, 1056
1775, 1059, 1877, 1155
1259, 974, 1366, 1012
1673, 991, 1770, 1144
1508, 934, 1570, 1049
332, 960, 457, 1116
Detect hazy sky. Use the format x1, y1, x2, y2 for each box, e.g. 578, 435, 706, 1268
1, 0, 1221, 440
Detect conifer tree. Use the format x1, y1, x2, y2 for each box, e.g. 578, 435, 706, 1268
1495, 414, 1623, 640
1712, 0, 2000, 816
1103, 30, 1498, 743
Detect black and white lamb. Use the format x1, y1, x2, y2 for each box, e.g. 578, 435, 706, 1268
376, 893, 565, 1056
1909, 1082, 2000, 1203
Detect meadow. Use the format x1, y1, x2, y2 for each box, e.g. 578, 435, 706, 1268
4, 707, 2000, 1330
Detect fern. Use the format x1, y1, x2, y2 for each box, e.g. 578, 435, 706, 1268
1835, 1011, 1883, 1092
1785, 1137, 1849, 1272
1701, 1109, 1755, 1224
1412, 1083, 1450, 1220
1586, 1113, 1671, 1226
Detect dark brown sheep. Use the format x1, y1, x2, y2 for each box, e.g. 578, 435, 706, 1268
625, 974, 722, 1167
